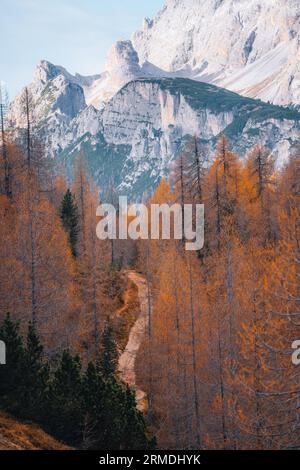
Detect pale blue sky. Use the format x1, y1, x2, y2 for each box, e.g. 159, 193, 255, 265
1, 0, 164, 98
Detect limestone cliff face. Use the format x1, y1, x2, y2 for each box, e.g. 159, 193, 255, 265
8, 71, 300, 199
97, 78, 300, 196
7, 1, 300, 198
100, 80, 233, 181
133, 0, 300, 106
8, 60, 87, 128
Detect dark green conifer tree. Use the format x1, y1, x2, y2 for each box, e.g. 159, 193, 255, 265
60, 189, 80, 257
48, 350, 83, 445
81, 362, 107, 449
22, 322, 49, 421
0, 314, 24, 413
122, 384, 152, 449
99, 322, 118, 378
0, 316, 154, 450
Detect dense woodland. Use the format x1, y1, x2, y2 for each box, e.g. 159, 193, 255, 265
0, 87, 152, 449
0, 86, 299, 450
136, 137, 300, 450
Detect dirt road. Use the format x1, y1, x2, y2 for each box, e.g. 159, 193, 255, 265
118, 271, 150, 412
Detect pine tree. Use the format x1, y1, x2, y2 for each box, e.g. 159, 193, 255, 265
99, 322, 118, 378
0, 314, 25, 413
0, 312, 153, 450
48, 350, 83, 445
22, 321, 49, 421
82, 362, 152, 450
81, 362, 107, 449
0, 320, 49, 423
122, 383, 153, 450
60, 189, 80, 257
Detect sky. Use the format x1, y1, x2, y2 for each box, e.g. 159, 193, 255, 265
0, 0, 164, 98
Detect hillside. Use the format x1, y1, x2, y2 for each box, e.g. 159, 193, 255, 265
0, 413, 70, 450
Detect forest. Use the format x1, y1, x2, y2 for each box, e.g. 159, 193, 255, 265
0, 86, 299, 450
136, 137, 300, 449
0, 87, 153, 449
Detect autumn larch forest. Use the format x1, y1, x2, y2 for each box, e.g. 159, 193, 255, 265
0, 79, 299, 451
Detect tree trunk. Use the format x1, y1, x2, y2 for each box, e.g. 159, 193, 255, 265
187, 253, 201, 448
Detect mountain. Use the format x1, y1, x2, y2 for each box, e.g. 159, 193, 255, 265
11, 0, 299, 115
9, 60, 87, 128
76, 78, 300, 198
133, 0, 300, 106
7, 0, 300, 199
14, 73, 298, 200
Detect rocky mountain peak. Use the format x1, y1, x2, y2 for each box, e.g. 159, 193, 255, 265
7, 0, 300, 200
34, 60, 69, 85
105, 40, 141, 85
84, 40, 145, 108
132, 0, 300, 106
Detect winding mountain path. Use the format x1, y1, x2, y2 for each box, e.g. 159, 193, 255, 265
118, 271, 150, 412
